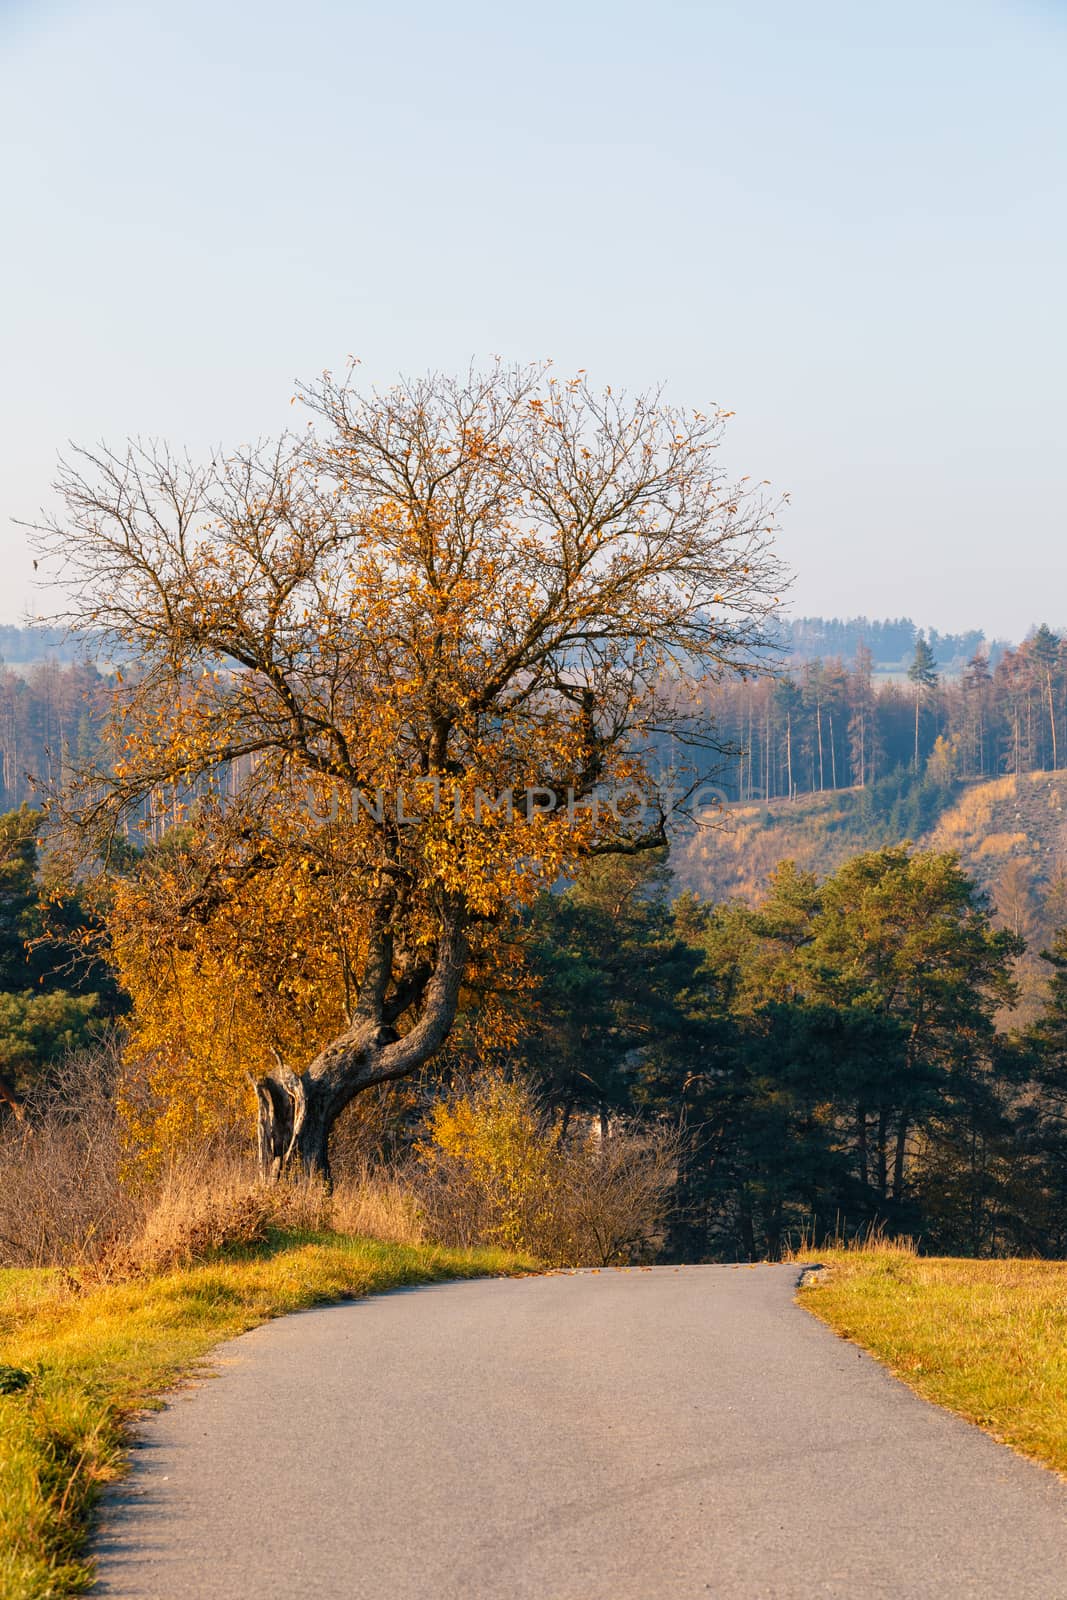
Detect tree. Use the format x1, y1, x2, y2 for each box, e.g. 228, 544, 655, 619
645, 846, 1022, 1257
1012, 930, 1067, 1253
0, 989, 102, 1106
801, 660, 826, 792
960, 649, 993, 776
520, 850, 700, 1136
1029, 624, 1060, 772
804, 847, 1021, 1211
0, 806, 41, 994
772, 677, 802, 798
0, 805, 120, 1117
907, 633, 938, 771
992, 856, 1037, 943
847, 642, 878, 787
34, 362, 783, 1180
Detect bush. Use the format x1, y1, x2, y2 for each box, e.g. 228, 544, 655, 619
0, 1046, 676, 1275
0, 1044, 137, 1268
415, 1075, 677, 1265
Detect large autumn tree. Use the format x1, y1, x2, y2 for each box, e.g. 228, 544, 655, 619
33, 362, 783, 1179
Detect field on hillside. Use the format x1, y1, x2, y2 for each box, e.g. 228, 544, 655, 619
675, 785, 881, 902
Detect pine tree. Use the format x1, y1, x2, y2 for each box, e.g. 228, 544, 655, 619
1029, 624, 1060, 771
907, 634, 939, 771
961, 649, 992, 776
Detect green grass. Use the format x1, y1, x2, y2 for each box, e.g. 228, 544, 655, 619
0, 1233, 531, 1599
798, 1248, 1067, 1476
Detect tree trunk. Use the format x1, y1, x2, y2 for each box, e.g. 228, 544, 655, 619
875, 1108, 888, 1199
254, 915, 469, 1184
766, 1203, 782, 1262
738, 1198, 756, 1263
891, 1114, 909, 1203
857, 713, 870, 787
855, 1103, 868, 1189
255, 1069, 336, 1184
1047, 669, 1058, 771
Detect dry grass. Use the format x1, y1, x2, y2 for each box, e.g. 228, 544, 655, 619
797, 1249, 1067, 1475
975, 830, 1029, 858
783, 1220, 918, 1260
329, 1164, 425, 1246
96, 1165, 436, 1281
0, 1047, 428, 1277
96, 1165, 320, 1281
0, 1050, 139, 1269
928, 775, 1016, 845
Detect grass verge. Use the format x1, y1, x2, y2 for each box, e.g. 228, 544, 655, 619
798, 1249, 1067, 1475
0, 1233, 530, 1599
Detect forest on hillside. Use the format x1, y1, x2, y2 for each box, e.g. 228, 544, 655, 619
0, 662, 110, 809
697, 625, 1067, 803
775, 614, 996, 672
3, 624, 1067, 815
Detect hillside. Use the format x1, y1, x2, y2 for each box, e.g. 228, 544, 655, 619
673, 772, 947, 902
674, 769, 1067, 1013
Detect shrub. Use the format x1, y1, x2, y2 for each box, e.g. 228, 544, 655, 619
0, 1044, 137, 1268
415, 1074, 677, 1265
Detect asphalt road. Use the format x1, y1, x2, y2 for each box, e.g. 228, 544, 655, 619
94, 1264, 1067, 1599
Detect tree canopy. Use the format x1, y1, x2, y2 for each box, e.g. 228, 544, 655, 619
521, 844, 1026, 1259
34, 361, 783, 1176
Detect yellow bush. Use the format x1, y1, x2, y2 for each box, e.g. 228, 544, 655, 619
417, 1076, 678, 1264
420, 1076, 561, 1252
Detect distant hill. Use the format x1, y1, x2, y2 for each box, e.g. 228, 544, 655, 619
774, 615, 1008, 674
673, 767, 1067, 1018
0, 624, 84, 665
0, 615, 1024, 674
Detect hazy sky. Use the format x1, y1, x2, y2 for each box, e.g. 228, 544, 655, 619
1, 0, 1064, 641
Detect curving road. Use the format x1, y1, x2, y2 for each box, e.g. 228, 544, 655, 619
94, 1265, 1067, 1599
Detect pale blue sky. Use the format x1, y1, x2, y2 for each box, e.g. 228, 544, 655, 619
1, 0, 1064, 639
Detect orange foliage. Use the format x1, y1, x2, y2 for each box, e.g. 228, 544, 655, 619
39, 362, 782, 1166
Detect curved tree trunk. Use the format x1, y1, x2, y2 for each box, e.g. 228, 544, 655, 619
255, 1069, 335, 1184
254, 915, 469, 1185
